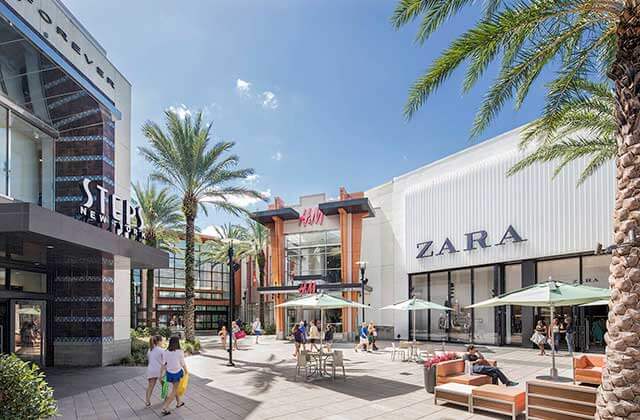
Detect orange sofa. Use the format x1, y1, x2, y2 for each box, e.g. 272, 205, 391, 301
573, 354, 605, 385
435, 358, 497, 386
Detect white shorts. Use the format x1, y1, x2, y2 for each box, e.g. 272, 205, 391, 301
359, 337, 368, 345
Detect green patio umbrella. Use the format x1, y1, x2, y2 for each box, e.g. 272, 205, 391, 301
381, 298, 451, 344
468, 280, 610, 380
580, 299, 610, 307
276, 292, 369, 351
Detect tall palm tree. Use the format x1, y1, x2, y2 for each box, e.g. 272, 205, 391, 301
140, 110, 263, 342
507, 79, 616, 184
392, 1, 639, 416
131, 181, 183, 327
244, 219, 269, 325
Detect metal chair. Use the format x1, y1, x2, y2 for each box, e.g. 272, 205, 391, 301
295, 351, 311, 380
328, 350, 346, 380
391, 342, 407, 361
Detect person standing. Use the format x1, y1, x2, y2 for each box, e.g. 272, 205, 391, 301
308, 319, 320, 352
298, 321, 307, 352
231, 321, 241, 351
565, 316, 575, 356
324, 324, 335, 351
531, 320, 548, 355
145, 335, 164, 407
252, 318, 262, 344
292, 324, 304, 357
368, 322, 378, 351
160, 337, 188, 416
355, 322, 369, 352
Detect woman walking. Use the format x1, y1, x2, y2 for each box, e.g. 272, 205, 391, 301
292, 324, 304, 357
324, 324, 335, 351
218, 325, 228, 345
160, 337, 188, 416
548, 318, 561, 354
308, 319, 320, 352
531, 320, 547, 355
251, 318, 262, 344
145, 335, 164, 407
368, 322, 378, 351
231, 321, 241, 351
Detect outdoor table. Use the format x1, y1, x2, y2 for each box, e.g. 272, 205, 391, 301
307, 350, 334, 379
402, 341, 421, 361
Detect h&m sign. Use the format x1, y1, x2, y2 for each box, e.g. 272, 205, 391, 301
416, 225, 526, 259
79, 178, 144, 241
298, 282, 317, 294
299, 207, 324, 226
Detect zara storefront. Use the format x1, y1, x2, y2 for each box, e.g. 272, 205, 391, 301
362, 126, 615, 352
0, 0, 167, 366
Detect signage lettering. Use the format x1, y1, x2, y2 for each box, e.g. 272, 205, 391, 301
299, 207, 324, 226
13, 0, 116, 89
79, 178, 144, 241
298, 282, 317, 295
416, 225, 526, 259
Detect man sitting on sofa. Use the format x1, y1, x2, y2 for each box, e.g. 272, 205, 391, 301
463, 345, 518, 387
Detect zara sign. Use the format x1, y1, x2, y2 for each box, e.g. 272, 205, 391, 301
416, 225, 526, 259
79, 178, 145, 241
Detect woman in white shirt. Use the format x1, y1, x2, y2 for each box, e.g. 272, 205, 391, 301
252, 318, 262, 344
145, 335, 164, 407
308, 319, 320, 351
161, 336, 188, 416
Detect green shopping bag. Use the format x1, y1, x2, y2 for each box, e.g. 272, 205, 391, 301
160, 374, 169, 400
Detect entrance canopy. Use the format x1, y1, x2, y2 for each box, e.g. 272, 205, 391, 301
0, 202, 168, 268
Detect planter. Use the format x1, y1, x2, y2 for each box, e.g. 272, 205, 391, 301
424, 365, 437, 393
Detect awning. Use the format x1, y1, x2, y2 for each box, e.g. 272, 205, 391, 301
318, 197, 374, 217
0, 202, 168, 268
250, 207, 300, 225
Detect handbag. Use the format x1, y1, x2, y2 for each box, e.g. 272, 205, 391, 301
176, 372, 189, 397
234, 330, 247, 339
160, 374, 169, 399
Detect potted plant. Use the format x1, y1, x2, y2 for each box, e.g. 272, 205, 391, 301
423, 352, 458, 393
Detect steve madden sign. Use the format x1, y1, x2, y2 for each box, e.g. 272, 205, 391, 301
416, 225, 526, 259
79, 179, 144, 241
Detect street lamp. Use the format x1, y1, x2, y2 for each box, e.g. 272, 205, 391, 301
356, 261, 368, 323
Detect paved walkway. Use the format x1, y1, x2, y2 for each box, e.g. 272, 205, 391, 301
47, 337, 586, 419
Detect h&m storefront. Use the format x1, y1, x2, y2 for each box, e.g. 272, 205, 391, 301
251, 190, 374, 339
0, 0, 167, 366
362, 127, 614, 352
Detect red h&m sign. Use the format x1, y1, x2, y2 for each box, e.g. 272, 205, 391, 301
299, 208, 324, 226
298, 282, 317, 295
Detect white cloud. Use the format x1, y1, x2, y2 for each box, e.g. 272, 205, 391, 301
167, 104, 192, 120
236, 79, 251, 96
201, 189, 271, 208
201, 225, 222, 238
272, 151, 283, 161
261, 91, 279, 109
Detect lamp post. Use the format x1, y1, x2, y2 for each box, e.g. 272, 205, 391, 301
357, 261, 368, 323
226, 240, 235, 367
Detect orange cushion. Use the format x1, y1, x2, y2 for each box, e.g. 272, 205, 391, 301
576, 367, 603, 379
448, 374, 492, 386
436, 360, 464, 377
473, 384, 525, 401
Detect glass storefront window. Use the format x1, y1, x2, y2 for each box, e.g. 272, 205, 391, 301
504, 264, 522, 345
429, 271, 448, 341
582, 255, 609, 351
449, 269, 471, 342
284, 230, 341, 284
9, 115, 54, 208
13, 302, 44, 365
537, 258, 580, 284
0, 108, 6, 194
412, 274, 428, 340
473, 266, 496, 344
582, 255, 610, 289
10, 270, 46, 293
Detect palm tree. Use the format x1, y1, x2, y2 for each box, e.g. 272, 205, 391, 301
140, 110, 263, 342
244, 219, 269, 325
391, 1, 638, 416
131, 181, 183, 327
507, 79, 616, 184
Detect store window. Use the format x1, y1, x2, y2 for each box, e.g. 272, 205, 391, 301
412, 274, 428, 340
537, 258, 580, 284
582, 255, 609, 351
429, 272, 448, 341
285, 230, 341, 284
504, 264, 522, 345
10, 270, 46, 293
0, 107, 6, 194
582, 255, 610, 289
473, 266, 496, 344
449, 269, 471, 342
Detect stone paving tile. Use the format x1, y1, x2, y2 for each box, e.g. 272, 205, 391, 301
45, 337, 587, 419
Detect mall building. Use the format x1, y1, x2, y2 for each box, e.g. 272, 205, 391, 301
0, 0, 167, 366
255, 126, 614, 352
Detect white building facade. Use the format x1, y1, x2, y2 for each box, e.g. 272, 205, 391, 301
362, 127, 614, 351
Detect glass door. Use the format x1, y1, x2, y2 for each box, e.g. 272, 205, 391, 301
13, 301, 45, 365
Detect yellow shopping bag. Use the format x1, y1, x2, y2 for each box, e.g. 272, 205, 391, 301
177, 372, 189, 397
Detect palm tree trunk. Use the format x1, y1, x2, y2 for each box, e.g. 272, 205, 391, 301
146, 269, 155, 327
597, 4, 640, 419
183, 199, 197, 342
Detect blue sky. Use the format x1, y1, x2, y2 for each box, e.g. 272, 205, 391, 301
64, 1, 551, 233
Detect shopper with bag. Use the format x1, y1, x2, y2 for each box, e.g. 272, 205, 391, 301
231, 320, 243, 350
160, 337, 188, 416
145, 335, 164, 407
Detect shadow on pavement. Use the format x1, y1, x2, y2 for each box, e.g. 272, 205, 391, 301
44, 366, 146, 399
